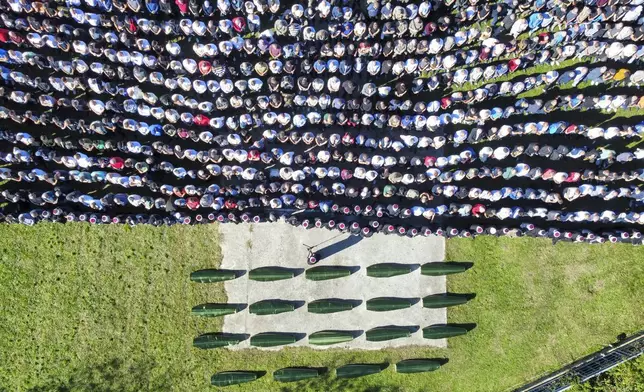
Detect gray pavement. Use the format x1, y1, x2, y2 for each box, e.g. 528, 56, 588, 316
219, 222, 447, 350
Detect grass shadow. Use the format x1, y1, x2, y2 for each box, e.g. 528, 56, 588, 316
25, 358, 173, 392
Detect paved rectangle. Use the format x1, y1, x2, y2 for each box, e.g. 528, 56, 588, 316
219, 222, 447, 350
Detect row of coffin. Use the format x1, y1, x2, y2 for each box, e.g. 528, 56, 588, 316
191, 294, 473, 316
211, 360, 446, 386
194, 324, 473, 348
189, 261, 473, 282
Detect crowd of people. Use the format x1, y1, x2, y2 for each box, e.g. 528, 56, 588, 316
0, 0, 643, 243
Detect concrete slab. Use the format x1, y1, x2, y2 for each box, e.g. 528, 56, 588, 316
219, 222, 447, 350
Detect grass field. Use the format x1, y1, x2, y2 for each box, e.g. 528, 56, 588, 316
0, 224, 643, 391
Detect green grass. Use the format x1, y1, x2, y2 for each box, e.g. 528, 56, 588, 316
0, 227, 643, 391
444, 237, 644, 391
0, 224, 225, 391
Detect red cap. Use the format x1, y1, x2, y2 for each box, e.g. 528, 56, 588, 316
175, 0, 188, 12
109, 157, 125, 170
232, 17, 246, 32
0, 29, 10, 43
198, 61, 212, 75
186, 197, 200, 210
193, 114, 210, 126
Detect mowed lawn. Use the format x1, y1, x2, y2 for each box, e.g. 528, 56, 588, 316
0, 225, 643, 392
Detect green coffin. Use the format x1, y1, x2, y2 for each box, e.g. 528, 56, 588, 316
308, 299, 357, 314
306, 266, 354, 281
211, 371, 258, 387
249, 300, 295, 315
421, 262, 471, 276
190, 269, 238, 283
191, 303, 242, 317
336, 364, 385, 379
250, 333, 298, 347
366, 326, 412, 342
422, 294, 471, 308
396, 359, 441, 374
366, 297, 415, 312
423, 325, 469, 339
249, 267, 295, 282
273, 368, 321, 382
309, 330, 356, 346
193, 333, 244, 349
366, 263, 414, 278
